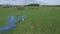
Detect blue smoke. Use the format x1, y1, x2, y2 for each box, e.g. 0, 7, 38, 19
0, 16, 26, 32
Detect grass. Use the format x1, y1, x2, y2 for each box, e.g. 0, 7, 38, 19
0, 6, 60, 34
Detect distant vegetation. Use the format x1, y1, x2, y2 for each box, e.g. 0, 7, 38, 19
24, 4, 40, 7
0, 4, 40, 8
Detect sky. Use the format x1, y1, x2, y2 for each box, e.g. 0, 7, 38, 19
0, 0, 60, 5
0, 0, 37, 5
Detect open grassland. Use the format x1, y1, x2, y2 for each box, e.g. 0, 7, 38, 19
0, 6, 60, 34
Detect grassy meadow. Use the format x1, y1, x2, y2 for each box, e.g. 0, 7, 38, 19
0, 6, 60, 34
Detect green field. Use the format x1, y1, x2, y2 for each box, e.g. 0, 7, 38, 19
0, 6, 60, 34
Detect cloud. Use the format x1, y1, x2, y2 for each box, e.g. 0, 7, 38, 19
0, 0, 37, 5
0, 0, 60, 5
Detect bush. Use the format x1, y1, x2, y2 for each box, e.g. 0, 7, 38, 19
25, 4, 40, 6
